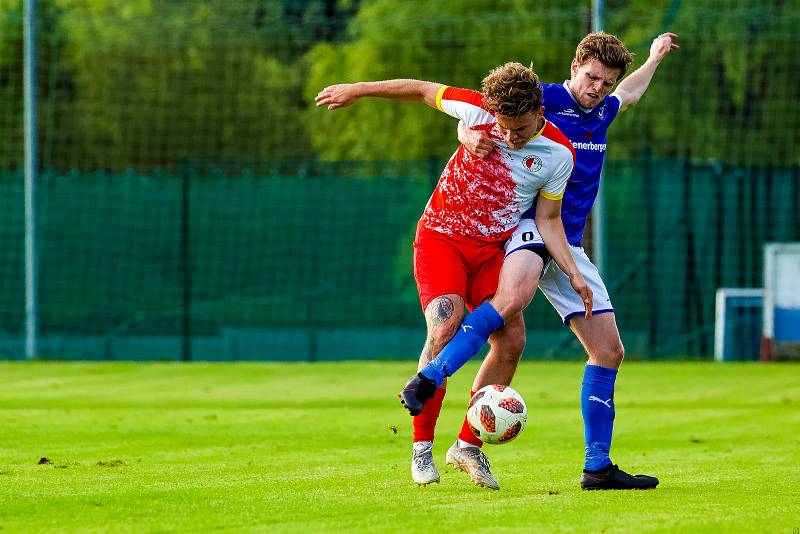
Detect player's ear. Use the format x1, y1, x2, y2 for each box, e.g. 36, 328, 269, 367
570, 59, 578, 77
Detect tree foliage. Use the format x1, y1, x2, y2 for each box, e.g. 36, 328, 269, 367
0, 0, 351, 172
304, 0, 586, 161
48, 0, 314, 172
0, 0, 24, 169
0, 0, 797, 171
607, 0, 800, 164
305, 0, 800, 165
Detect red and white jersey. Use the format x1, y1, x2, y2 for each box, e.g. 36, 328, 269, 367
419, 85, 575, 242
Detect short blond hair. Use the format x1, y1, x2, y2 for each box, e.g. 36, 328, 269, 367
481, 62, 542, 117
575, 32, 633, 78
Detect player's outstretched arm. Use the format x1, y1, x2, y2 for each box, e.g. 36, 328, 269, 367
457, 120, 495, 159
315, 80, 442, 110
534, 196, 593, 318
613, 32, 679, 113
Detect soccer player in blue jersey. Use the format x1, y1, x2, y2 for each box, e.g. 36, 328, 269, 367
400, 32, 679, 490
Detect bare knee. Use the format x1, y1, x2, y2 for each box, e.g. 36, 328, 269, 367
476, 322, 525, 388
490, 250, 543, 319
490, 292, 533, 320
488, 316, 526, 365
590, 342, 625, 369
572, 314, 625, 370
491, 332, 525, 365
610, 342, 625, 367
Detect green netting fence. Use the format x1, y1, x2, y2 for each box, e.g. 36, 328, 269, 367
1, 0, 798, 360
0, 158, 796, 360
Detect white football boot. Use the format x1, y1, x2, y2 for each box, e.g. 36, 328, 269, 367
445, 441, 499, 490
411, 441, 440, 485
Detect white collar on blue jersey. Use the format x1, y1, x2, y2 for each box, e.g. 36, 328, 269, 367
562, 80, 596, 114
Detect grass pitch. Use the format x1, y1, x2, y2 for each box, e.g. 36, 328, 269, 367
0, 361, 798, 533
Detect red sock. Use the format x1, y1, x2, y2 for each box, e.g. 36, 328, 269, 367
412, 387, 446, 443
458, 390, 484, 447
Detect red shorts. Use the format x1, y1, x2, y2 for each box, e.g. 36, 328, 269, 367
413, 225, 505, 312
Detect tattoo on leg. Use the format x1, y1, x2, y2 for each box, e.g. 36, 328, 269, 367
428, 296, 454, 327
421, 338, 435, 363
420, 297, 456, 364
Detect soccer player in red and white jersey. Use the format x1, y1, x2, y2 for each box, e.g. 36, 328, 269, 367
316, 63, 592, 488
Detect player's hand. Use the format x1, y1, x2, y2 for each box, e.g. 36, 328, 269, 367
569, 273, 593, 319
650, 32, 679, 62
459, 126, 494, 159
315, 84, 360, 110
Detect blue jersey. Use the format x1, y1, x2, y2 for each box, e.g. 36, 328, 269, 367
522, 82, 621, 246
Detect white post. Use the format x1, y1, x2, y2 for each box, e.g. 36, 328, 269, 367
24, 0, 39, 360
591, 0, 606, 276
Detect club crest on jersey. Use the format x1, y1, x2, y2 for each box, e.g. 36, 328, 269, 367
523, 155, 543, 172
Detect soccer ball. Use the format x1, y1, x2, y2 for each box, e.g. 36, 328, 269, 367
466, 384, 527, 445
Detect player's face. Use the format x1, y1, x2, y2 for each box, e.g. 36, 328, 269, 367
569, 59, 621, 109
495, 109, 544, 150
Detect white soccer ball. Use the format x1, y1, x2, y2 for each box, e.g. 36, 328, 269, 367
466, 384, 527, 445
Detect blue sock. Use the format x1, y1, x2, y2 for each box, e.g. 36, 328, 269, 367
581, 364, 618, 472
420, 302, 504, 387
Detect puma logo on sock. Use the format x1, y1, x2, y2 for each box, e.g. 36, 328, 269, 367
588, 395, 613, 408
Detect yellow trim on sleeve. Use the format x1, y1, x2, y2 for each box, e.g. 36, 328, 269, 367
540, 190, 564, 201
435, 85, 448, 111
